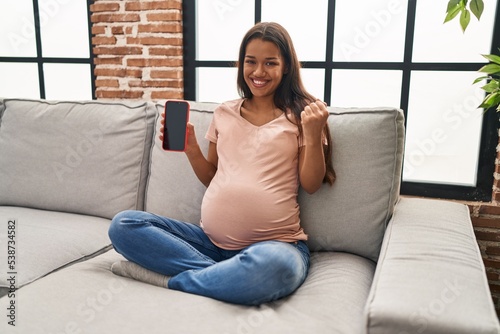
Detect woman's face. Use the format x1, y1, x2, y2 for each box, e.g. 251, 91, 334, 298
243, 38, 287, 100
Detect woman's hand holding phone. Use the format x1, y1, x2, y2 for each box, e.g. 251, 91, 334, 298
161, 100, 190, 152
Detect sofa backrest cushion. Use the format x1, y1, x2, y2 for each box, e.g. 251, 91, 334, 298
0, 98, 156, 219
146, 101, 405, 261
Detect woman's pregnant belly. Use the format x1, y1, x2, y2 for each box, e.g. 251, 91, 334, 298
200, 180, 302, 249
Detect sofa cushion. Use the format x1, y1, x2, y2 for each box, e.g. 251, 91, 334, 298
0, 98, 156, 219
0, 206, 111, 293
0, 248, 375, 334
146, 102, 404, 261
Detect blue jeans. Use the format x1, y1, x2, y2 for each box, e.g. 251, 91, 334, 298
108, 210, 310, 306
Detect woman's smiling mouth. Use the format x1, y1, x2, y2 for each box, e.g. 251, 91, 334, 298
251, 79, 268, 87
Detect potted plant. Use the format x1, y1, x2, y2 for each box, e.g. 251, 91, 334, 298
445, 0, 500, 112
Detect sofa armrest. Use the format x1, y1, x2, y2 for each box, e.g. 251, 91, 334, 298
364, 197, 499, 334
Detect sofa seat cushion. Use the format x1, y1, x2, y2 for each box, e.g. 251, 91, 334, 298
0, 98, 156, 219
0, 206, 111, 293
0, 249, 375, 334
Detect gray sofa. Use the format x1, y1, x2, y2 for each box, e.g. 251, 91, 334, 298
0, 97, 498, 334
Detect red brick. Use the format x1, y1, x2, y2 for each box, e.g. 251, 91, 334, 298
150, 69, 182, 79
93, 57, 123, 65
129, 80, 183, 88
490, 283, 500, 293
92, 36, 117, 45
151, 90, 183, 100
138, 23, 182, 33
111, 26, 125, 35
92, 26, 106, 35
475, 230, 500, 242
484, 258, 500, 269
472, 217, 500, 228
147, 12, 182, 22
91, 13, 140, 23
90, 3, 120, 13
95, 68, 126, 77
486, 246, 500, 256
480, 205, 500, 215
127, 37, 183, 46
125, 69, 143, 78
125, 1, 181, 11
149, 47, 183, 56
487, 271, 500, 281
93, 46, 143, 56
126, 58, 182, 67
94, 68, 142, 78
95, 79, 119, 88
96, 89, 143, 99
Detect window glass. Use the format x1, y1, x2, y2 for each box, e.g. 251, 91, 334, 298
262, 0, 328, 61
39, 0, 90, 58
403, 71, 484, 186
0, 62, 40, 98
412, 0, 496, 63
331, 69, 402, 107
301, 69, 325, 102
332, 0, 408, 62
0, 0, 37, 57
43, 63, 92, 100
197, 67, 239, 103
196, 0, 254, 60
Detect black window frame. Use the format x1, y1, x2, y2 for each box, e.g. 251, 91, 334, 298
183, 0, 499, 202
0, 0, 96, 100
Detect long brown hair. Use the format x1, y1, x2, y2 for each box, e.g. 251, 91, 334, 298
236, 22, 335, 185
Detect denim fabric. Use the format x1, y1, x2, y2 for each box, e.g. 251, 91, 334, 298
108, 210, 310, 306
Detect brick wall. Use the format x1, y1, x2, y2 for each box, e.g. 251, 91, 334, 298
90, 0, 184, 100
469, 134, 500, 317
471, 201, 500, 317
89, 0, 500, 317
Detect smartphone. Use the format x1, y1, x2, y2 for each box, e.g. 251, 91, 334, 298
162, 100, 190, 151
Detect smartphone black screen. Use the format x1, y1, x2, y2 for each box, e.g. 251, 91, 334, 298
163, 101, 189, 151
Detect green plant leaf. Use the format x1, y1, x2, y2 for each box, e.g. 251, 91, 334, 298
447, 0, 461, 12
444, 3, 463, 22
470, 0, 484, 20
481, 80, 499, 93
482, 54, 500, 65
479, 63, 500, 75
473, 75, 490, 84
479, 92, 500, 109
460, 8, 471, 32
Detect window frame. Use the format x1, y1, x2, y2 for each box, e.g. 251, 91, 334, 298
0, 0, 96, 100
183, 0, 499, 202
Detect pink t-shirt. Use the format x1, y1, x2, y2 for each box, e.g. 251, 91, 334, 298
201, 98, 307, 250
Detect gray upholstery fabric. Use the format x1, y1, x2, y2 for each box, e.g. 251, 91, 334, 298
0, 98, 156, 219
0, 248, 375, 334
146, 102, 405, 261
364, 197, 499, 334
0, 206, 111, 290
